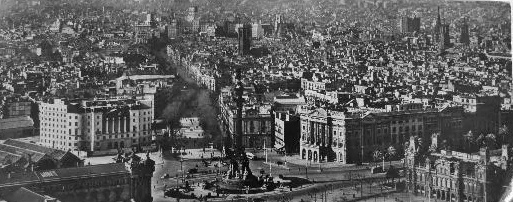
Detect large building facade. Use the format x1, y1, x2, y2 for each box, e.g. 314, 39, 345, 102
238, 25, 252, 55
405, 136, 510, 202
39, 97, 154, 155
299, 108, 346, 163
274, 112, 300, 154
298, 104, 464, 164
221, 104, 273, 149
219, 86, 274, 149
398, 16, 420, 33
0, 156, 154, 202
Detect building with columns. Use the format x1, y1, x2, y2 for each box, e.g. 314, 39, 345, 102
299, 108, 346, 163
298, 103, 464, 164
39, 97, 154, 155
405, 135, 510, 202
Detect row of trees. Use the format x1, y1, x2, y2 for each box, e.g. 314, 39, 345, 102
371, 125, 511, 168
462, 125, 509, 152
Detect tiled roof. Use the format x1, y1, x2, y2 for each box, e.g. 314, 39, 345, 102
3, 187, 48, 202
0, 163, 128, 190
37, 163, 129, 182
0, 144, 47, 162
0, 171, 40, 188
3, 139, 68, 160
0, 150, 23, 167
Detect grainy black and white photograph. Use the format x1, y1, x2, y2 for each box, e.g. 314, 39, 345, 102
0, 0, 511, 201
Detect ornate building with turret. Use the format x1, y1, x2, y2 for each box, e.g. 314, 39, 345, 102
405, 135, 510, 202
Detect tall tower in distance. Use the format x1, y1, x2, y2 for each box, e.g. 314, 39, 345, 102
439, 23, 450, 54
167, 18, 180, 39
238, 24, 252, 55
434, 6, 442, 42
274, 14, 282, 37
460, 18, 470, 45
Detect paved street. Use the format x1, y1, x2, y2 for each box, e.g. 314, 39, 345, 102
149, 148, 409, 202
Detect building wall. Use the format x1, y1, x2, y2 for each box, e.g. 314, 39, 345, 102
238, 26, 251, 55
300, 110, 346, 163
0, 162, 154, 202
301, 78, 327, 92
0, 127, 34, 140
346, 108, 463, 163
5, 101, 31, 118
274, 113, 300, 154
406, 143, 508, 202
39, 175, 131, 202
40, 99, 77, 151
299, 106, 463, 164
222, 108, 273, 149
39, 99, 154, 152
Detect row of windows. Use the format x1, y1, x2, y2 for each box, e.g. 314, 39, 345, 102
49, 178, 129, 192
41, 128, 69, 135
42, 139, 78, 147
41, 112, 66, 117
41, 133, 78, 140
41, 106, 66, 112
99, 132, 149, 140
41, 118, 66, 123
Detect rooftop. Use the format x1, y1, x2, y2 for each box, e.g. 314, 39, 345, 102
38, 163, 129, 182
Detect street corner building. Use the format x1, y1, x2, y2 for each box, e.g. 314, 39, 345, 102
405, 136, 511, 202
38, 97, 155, 156
298, 103, 464, 164
0, 154, 155, 202
299, 108, 347, 163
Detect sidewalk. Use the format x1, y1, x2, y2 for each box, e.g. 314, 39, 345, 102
275, 155, 404, 170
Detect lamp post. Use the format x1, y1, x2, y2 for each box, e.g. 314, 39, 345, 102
180, 158, 185, 183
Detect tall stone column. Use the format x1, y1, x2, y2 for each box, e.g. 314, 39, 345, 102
109, 118, 113, 134
126, 116, 130, 132
106, 118, 110, 134
117, 117, 121, 134
120, 117, 124, 133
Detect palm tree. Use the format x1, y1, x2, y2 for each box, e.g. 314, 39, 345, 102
485, 134, 497, 149
499, 125, 509, 144
477, 133, 485, 148
463, 130, 474, 153
387, 146, 396, 167
372, 150, 384, 169
477, 133, 498, 149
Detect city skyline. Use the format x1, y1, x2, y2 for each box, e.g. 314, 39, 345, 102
0, 0, 510, 201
